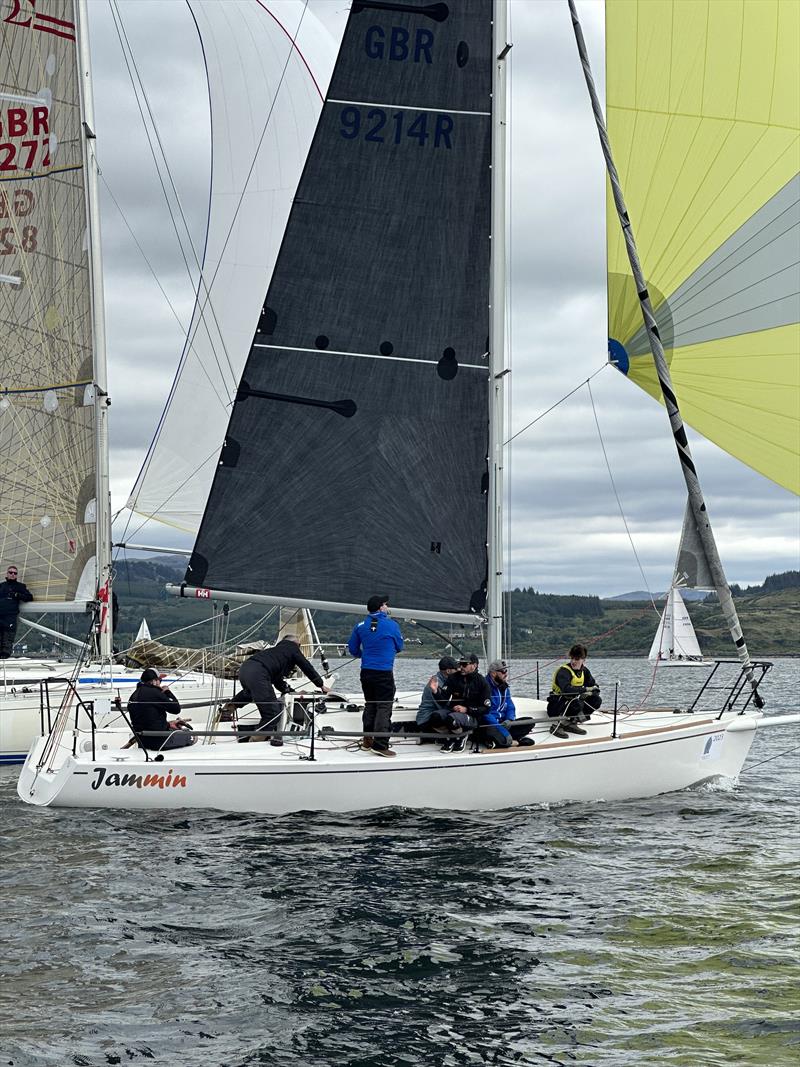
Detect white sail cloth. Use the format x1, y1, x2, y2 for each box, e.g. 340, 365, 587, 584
127, 0, 346, 533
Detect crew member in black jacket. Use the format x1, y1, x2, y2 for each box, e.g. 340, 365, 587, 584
231, 635, 330, 746
439, 653, 491, 752
127, 668, 194, 751
0, 564, 33, 658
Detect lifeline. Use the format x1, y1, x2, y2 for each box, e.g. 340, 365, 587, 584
91, 766, 188, 790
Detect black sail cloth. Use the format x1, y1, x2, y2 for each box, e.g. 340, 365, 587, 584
186, 0, 493, 618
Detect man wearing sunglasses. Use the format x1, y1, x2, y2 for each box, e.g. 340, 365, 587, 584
481, 660, 534, 749
0, 565, 33, 658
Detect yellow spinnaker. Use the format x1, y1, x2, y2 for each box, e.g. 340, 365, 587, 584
606, 0, 800, 494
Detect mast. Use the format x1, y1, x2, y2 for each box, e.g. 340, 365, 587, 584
487, 0, 510, 662
568, 0, 763, 705
75, 0, 113, 658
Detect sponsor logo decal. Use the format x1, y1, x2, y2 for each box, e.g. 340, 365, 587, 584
701, 732, 725, 762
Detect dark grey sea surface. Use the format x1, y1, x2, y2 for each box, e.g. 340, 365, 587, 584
1, 657, 798, 1067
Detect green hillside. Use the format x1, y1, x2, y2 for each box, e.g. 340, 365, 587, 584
16, 560, 798, 659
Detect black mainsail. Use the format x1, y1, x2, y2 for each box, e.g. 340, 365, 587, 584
183, 0, 493, 619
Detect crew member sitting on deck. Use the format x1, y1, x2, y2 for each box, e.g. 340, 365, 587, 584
481, 660, 535, 749
547, 644, 602, 738
416, 655, 458, 737
439, 653, 491, 753
128, 668, 195, 751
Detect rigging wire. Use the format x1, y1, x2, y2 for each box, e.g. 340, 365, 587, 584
504, 362, 609, 445
587, 379, 660, 615
740, 744, 800, 775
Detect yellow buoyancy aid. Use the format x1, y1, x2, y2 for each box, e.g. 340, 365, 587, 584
551, 663, 584, 695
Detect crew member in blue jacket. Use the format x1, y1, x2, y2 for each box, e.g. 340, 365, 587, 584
348, 594, 404, 757
0, 564, 33, 658
480, 660, 534, 749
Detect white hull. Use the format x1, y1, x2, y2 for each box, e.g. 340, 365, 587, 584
17, 705, 760, 813
649, 658, 713, 668
0, 660, 222, 765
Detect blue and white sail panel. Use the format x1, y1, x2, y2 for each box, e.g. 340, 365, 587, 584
187, 0, 493, 617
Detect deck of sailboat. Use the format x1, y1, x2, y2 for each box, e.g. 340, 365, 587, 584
63, 706, 724, 770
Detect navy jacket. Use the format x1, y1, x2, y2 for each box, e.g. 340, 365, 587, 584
128, 683, 181, 749
348, 611, 404, 670
0, 579, 33, 620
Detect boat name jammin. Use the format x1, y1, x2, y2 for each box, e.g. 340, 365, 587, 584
90, 766, 187, 791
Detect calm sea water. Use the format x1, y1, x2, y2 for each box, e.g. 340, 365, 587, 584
2, 657, 798, 1067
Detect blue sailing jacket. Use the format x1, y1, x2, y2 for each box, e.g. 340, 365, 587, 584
347, 611, 404, 670
484, 674, 517, 738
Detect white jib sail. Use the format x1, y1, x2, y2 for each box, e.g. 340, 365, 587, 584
650, 587, 704, 661
127, 0, 346, 535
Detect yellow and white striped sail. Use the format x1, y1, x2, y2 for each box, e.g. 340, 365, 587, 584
0, 0, 95, 602
606, 0, 800, 495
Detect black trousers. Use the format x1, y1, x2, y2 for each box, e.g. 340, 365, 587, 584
0, 620, 16, 658
238, 658, 283, 731
361, 669, 395, 751
547, 693, 602, 719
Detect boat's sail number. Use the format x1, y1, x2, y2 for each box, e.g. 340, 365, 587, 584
339, 107, 453, 149
0, 106, 51, 174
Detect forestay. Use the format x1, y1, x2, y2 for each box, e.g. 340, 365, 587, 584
606, 0, 800, 496
185, 0, 493, 618
0, 0, 97, 602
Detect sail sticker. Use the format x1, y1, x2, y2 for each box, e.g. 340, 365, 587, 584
437, 347, 458, 379
339, 106, 453, 147
3, 1, 76, 41
700, 732, 725, 762
364, 24, 434, 63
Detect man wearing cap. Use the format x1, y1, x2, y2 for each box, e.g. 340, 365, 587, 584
439, 653, 491, 752
416, 655, 458, 736
481, 660, 534, 749
348, 595, 404, 757
127, 669, 195, 751
0, 564, 33, 658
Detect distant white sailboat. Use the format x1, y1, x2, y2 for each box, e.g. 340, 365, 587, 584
649, 587, 712, 668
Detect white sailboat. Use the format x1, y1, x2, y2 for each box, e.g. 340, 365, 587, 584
18, 0, 799, 812
648, 587, 712, 668
0, 0, 343, 762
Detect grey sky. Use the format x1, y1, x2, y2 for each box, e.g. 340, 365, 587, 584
90, 0, 799, 597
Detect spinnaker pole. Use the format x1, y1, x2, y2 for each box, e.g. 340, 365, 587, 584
567, 0, 763, 705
